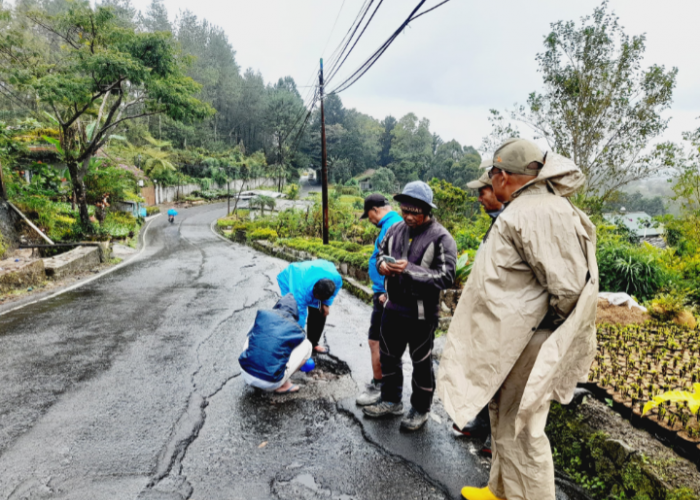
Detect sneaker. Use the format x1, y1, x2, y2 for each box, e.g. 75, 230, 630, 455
400, 407, 430, 431
356, 379, 382, 406
362, 400, 404, 418
451, 418, 490, 439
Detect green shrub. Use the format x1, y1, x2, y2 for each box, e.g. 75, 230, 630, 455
248, 228, 278, 242
597, 241, 672, 301
284, 183, 299, 200
145, 206, 160, 216
0, 228, 6, 259
648, 289, 692, 322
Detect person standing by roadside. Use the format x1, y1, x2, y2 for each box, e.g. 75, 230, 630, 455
438, 139, 599, 500
277, 260, 343, 354
355, 194, 403, 406
450, 166, 504, 450
362, 181, 457, 431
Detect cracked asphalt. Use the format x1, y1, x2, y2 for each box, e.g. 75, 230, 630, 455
0, 203, 590, 500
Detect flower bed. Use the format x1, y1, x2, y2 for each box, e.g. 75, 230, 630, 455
587, 321, 700, 461
277, 237, 374, 272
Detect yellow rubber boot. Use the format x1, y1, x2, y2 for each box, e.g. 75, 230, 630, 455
460, 486, 505, 500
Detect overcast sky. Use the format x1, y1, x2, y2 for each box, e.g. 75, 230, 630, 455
129, 0, 699, 150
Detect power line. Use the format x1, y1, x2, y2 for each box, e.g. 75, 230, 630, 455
321, 0, 347, 58
329, 0, 454, 94
324, 0, 372, 75
329, 0, 428, 93
326, 0, 385, 86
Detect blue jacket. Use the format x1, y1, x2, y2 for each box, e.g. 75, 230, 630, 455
277, 260, 343, 327
238, 294, 306, 383
369, 211, 403, 294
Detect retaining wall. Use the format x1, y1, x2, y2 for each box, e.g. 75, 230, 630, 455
43, 246, 101, 279
0, 259, 45, 293
153, 178, 277, 204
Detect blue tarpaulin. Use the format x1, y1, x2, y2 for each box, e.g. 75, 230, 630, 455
238, 294, 306, 383
167, 209, 178, 216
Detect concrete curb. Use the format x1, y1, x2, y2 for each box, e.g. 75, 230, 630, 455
0, 215, 158, 318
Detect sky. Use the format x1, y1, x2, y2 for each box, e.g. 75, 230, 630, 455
129, 0, 700, 151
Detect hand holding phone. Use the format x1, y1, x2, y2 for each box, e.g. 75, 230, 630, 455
383, 256, 397, 264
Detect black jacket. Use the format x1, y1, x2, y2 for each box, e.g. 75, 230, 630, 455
377, 219, 457, 319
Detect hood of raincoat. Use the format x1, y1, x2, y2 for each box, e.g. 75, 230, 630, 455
437, 153, 598, 436
514, 151, 586, 199
238, 294, 306, 383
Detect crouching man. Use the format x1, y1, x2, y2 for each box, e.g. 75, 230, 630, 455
239, 294, 313, 394
438, 139, 599, 500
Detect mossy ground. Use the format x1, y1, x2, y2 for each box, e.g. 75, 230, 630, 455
547, 401, 700, 500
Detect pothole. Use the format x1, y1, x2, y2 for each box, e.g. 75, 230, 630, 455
313, 354, 351, 376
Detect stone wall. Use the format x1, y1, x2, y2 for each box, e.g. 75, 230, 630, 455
43, 246, 101, 279
0, 199, 20, 257
153, 177, 278, 204
0, 259, 45, 293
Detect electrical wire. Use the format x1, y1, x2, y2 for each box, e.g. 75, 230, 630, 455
324, 0, 372, 76
321, 0, 347, 58
329, 0, 454, 94
325, 0, 385, 85
329, 0, 428, 94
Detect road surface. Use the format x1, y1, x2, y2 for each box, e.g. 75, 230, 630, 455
0, 203, 588, 500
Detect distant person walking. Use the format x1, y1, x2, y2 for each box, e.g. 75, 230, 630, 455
362, 181, 457, 431
355, 194, 402, 407
277, 260, 343, 354
438, 139, 599, 500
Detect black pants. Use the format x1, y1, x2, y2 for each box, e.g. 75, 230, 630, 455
379, 308, 437, 413
306, 306, 326, 348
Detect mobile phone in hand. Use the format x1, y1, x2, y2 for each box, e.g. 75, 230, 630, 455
383, 256, 397, 264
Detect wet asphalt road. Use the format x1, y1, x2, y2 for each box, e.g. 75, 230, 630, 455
0, 203, 589, 500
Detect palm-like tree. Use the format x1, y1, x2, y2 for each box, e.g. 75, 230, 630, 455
250, 195, 276, 216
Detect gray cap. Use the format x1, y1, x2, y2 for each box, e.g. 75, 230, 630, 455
493, 138, 544, 175
478, 158, 494, 169
393, 181, 437, 209
466, 171, 492, 190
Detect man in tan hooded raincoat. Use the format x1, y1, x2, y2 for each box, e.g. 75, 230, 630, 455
437, 138, 599, 500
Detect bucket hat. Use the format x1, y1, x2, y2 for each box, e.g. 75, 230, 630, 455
393, 181, 437, 209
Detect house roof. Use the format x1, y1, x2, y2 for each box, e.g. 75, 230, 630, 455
603, 211, 663, 237
354, 169, 376, 181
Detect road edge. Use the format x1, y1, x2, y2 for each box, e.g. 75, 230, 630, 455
0, 215, 159, 318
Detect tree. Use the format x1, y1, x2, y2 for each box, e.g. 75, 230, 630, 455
138, 0, 170, 33
250, 194, 275, 216
483, 2, 679, 206
0, 3, 212, 228
140, 137, 176, 179
378, 115, 396, 167
672, 127, 700, 214
370, 167, 396, 194
389, 113, 433, 183
265, 77, 306, 191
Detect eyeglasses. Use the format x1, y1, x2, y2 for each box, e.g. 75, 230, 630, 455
488, 167, 503, 180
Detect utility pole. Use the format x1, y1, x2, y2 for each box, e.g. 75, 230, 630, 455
319, 58, 330, 245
